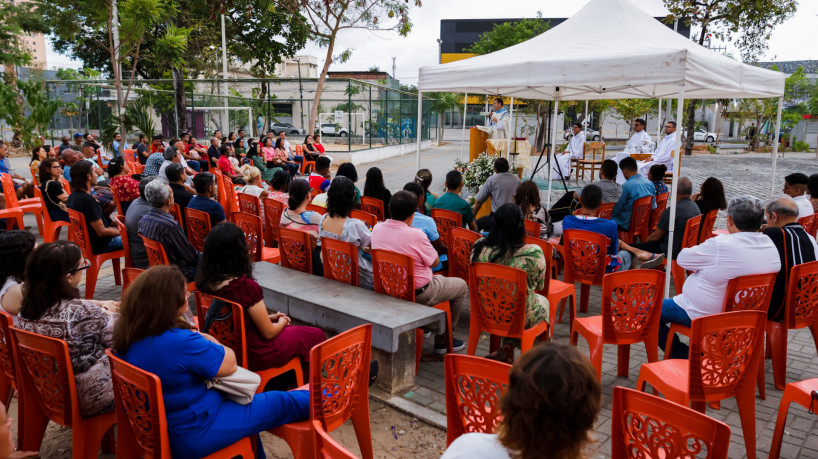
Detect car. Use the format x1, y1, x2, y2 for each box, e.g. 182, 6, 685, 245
269, 123, 305, 136
320, 123, 348, 137
693, 128, 718, 143
563, 129, 600, 141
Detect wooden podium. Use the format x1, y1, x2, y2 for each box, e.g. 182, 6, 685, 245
469, 127, 490, 162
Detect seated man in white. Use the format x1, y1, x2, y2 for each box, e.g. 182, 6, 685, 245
639, 121, 677, 177
551, 122, 585, 179
626, 118, 651, 152
782, 173, 814, 219
659, 195, 781, 359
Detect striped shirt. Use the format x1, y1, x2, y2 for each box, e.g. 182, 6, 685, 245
138, 208, 200, 281
144, 153, 164, 176
763, 223, 818, 322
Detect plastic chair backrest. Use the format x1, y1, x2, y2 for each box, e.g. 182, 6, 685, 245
601, 270, 665, 343
121, 268, 144, 296
469, 262, 529, 339
321, 237, 359, 286
523, 220, 539, 238
313, 420, 358, 459
67, 208, 93, 257
360, 196, 385, 222
306, 204, 327, 215
295, 144, 303, 155
278, 227, 314, 273
238, 192, 261, 217
629, 195, 653, 241
310, 324, 372, 433
12, 328, 76, 426
30, 165, 39, 186
169, 203, 183, 227
650, 192, 669, 228
96, 150, 107, 169
231, 211, 265, 262
262, 198, 285, 247
114, 214, 132, 268
310, 188, 321, 200
688, 310, 766, 401
372, 249, 415, 301
699, 209, 718, 244
33, 186, 57, 228
524, 236, 554, 297
212, 169, 227, 210
722, 272, 777, 313
562, 229, 609, 285
798, 214, 815, 234
221, 174, 237, 215
195, 292, 248, 367
611, 387, 730, 459
184, 207, 212, 253
784, 260, 818, 329
109, 184, 124, 216
597, 202, 615, 220
0, 312, 17, 389
680, 214, 703, 251
141, 236, 170, 266
0, 174, 21, 208
431, 208, 463, 238
448, 227, 481, 283
105, 349, 172, 457
444, 354, 511, 446
350, 209, 377, 229
59, 177, 71, 194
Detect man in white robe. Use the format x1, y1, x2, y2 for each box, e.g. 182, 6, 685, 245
552, 122, 586, 179
639, 121, 677, 177
626, 118, 652, 152
488, 97, 509, 141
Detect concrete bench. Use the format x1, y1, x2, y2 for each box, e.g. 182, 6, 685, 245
253, 262, 446, 394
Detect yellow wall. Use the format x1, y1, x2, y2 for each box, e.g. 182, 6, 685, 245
441, 53, 476, 64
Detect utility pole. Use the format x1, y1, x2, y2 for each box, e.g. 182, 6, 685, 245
295, 57, 305, 130
392, 57, 396, 80
112, 0, 125, 156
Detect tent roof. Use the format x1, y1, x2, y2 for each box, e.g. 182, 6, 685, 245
418, 0, 784, 100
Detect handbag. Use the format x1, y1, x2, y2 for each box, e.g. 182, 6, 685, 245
201, 298, 261, 404
45, 180, 68, 211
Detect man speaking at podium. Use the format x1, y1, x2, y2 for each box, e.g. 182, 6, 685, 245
488, 97, 509, 141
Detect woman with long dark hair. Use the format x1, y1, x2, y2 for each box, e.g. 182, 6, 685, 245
414, 168, 436, 215
116, 265, 309, 458
302, 134, 320, 161
108, 156, 140, 214
195, 223, 326, 373
275, 138, 299, 178
471, 203, 549, 363
245, 140, 277, 183
692, 177, 727, 215
0, 230, 36, 319
268, 169, 291, 206
514, 180, 552, 238
363, 167, 392, 219
29, 145, 46, 170
336, 163, 361, 206
38, 157, 69, 222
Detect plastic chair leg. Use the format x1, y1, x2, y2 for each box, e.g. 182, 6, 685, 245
768, 322, 788, 390
350, 403, 374, 459
617, 344, 631, 378
17, 390, 48, 452
73, 414, 115, 459
467, 313, 482, 356
579, 284, 590, 313
84, 260, 101, 299
768, 382, 815, 459
671, 261, 685, 293
112, 257, 122, 286
735, 384, 758, 459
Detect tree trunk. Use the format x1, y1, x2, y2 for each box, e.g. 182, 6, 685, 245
309, 37, 336, 135
4, 65, 26, 147
684, 100, 696, 155
172, 66, 188, 135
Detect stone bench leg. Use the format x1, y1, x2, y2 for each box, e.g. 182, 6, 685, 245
371, 329, 416, 395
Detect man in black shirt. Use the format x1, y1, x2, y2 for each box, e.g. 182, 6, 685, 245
132, 133, 150, 164
167, 163, 193, 210
207, 137, 221, 167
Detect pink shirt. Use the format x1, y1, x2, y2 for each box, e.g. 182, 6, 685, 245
371, 219, 437, 290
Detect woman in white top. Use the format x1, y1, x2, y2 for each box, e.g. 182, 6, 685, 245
442, 343, 601, 459
238, 165, 269, 200
0, 231, 36, 321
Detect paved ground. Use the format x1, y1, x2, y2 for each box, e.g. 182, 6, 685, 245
7, 144, 818, 458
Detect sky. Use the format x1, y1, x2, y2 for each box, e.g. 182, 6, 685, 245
46, 0, 818, 80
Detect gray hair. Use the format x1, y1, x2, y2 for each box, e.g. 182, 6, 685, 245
765, 195, 799, 218
678, 177, 693, 196
727, 195, 765, 232
138, 175, 160, 200
144, 178, 171, 208
163, 146, 178, 161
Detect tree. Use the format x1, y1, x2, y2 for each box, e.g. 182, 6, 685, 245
467, 13, 549, 55
428, 92, 461, 143
275, 0, 421, 135
610, 99, 659, 137
663, 0, 797, 154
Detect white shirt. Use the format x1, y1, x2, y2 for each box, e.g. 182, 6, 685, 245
652, 131, 676, 167
239, 184, 264, 197
793, 195, 813, 219
489, 108, 509, 140
674, 231, 781, 319
565, 131, 586, 159
283, 139, 292, 156
626, 130, 651, 151
441, 433, 511, 459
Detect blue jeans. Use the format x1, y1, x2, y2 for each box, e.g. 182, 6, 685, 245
187, 161, 201, 172
292, 155, 304, 173
97, 236, 124, 254
658, 298, 692, 359
615, 249, 633, 271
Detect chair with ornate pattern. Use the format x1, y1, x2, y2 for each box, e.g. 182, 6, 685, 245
220, 173, 238, 216
618, 195, 652, 244
637, 310, 766, 459
105, 349, 256, 459
525, 236, 576, 333
262, 198, 285, 248
13, 328, 116, 458
33, 186, 68, 242
596, 202, 615, 220
699, 209, 719, 243
238, 192, 261, 217
611, 387, 730, 459
109, 185, 125, 217
350, 209, 378, 230
121, 267, 144, 296
0, 312, 18, 409
306, 203, 327, 215
297, 145, 315, 175
431, 208, 463, 242
523, 219, 539, 238
769, 378, 818, 459
571, 270, 664, 381
562, 229, 609, 316
467, 262, 550, 357
1, 173, 43, 235
321, 237, 359, 286
185, 207, 212, 253
662, 213, 703, 294
447, 227, 481, 283
169, 203, 184, 228
313, 420, 358, 459
230, 212, 281, 264
141, 235, 170, 266
278, 227, 314, 274
270, 324, 373, 459
444, 354, 510, 446
113, 215, 132, 268
67, 208, 123, 299
649, 192, 669, 230
360, 196, 385, 222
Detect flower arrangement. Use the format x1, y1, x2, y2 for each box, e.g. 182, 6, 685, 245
454, 153, 499, 195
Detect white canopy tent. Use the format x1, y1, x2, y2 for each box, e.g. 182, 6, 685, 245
414, 0, 786, 295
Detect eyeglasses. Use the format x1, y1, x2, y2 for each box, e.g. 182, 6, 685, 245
69, 258, 91, 273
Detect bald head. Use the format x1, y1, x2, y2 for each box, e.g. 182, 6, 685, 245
678, 177, 693, 197
765, 195, 799, 228
61, 149, 78, 165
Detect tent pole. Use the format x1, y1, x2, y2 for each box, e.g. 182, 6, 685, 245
509, 97, 515, 158
416, 91, 423, 171
770, 97, 784, 198
657, 98, 662, 139
584, 100, 589, 133
664, 86, 685, 298
547, 92, 560, 209
460, 93, 468, 161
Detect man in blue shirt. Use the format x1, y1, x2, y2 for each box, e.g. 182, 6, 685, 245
612, 156, 655, 231
404, 182, 447, 271
187, 172, 226, 226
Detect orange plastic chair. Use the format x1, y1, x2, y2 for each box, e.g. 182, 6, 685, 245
313, 420, 358, 459
212, 168, 227, 209
562, 229, 609, 315
306, 203, 327, 215
194, 292, 304, 391
798, 214, 815, 234
767, 260, 818, 391
0, 312, 18, 408
13, 328, 116, 457
769, 378, 818, 459
523, 219, 539, 238
262, 197, 285, 247
447, 227, 481, 283
59, 177, 71, 194
96, 150, 108, 171
169, 203, 184, 228
596, 202, 615, 220
221, 174, 238, 215
350, 209, 377, 229
310, 188, 321, 200
636, 310, 766, 459
121, 267, 143, 295
444, 354, 510, 446
618, 195, 652, 244
29, 165, 39, 186
526, 236, 576, 333
371, 249, 453, 373
109, 185, 124, 217
699, 208, 718, 243
661, 213, 703, 294
431, 208, 463, 240
238, 192, 261, 217
571, 270, 664, 381
33, 186, 68, 242
297, 145, 315, 174
270, 324, 373, 459
185, 207, 212, 252
0, 205, 24, 231
611, 387, 731, 459
113, 215, 132, 268
649, 192, 669, 230
105, 349, 256, 459
66, 208, 123, 299
230, 211, 281, 264
467, 262, 550, 356
360, 196, 385, 222
278, 227, 314, 273
141, 235, 170, 266
321, 237, 359, 286
1, 173, 43, 235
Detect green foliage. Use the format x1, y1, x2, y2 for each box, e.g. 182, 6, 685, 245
0, 75, 60, 148
792, 141, 811, 152
0, 0, 46, 68
611, 99, 658, 135
98, 98, 156, 149
467, 13, 549, 55
153, 24, 193, 69
454, 153, 499, 195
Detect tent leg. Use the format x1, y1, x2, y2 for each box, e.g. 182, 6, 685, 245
770, 97, 784, 198
664, 86, 685, 298
416, 91, 423, 171
460, 93, 468, 161
546, 92, 560, 209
